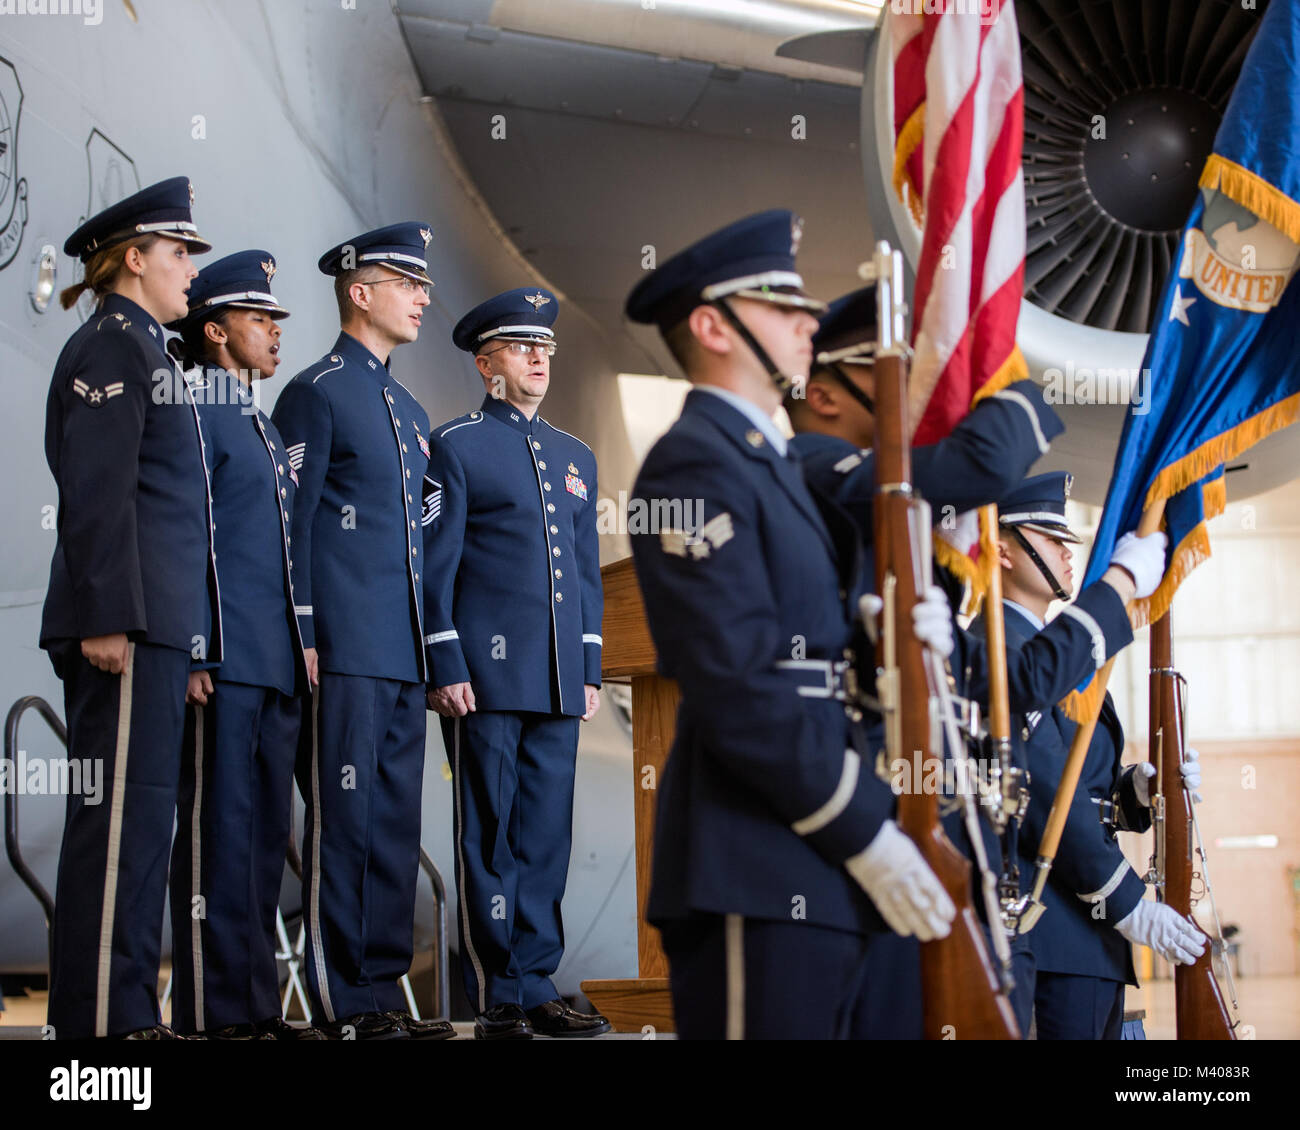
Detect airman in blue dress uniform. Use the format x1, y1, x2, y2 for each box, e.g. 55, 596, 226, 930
271, 223, 451, 1040
425, 287, 608, 1039
625, 210, 958, 1040
161, 250, 323, 1040
786, 291, 1174, 1037
981, 473, 1205, 1039
40, 177, 216, 1039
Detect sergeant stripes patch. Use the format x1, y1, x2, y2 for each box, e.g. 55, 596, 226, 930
422, 476, 441, 526
286, 442, 306, 471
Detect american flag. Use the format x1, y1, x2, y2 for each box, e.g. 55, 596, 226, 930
888, 0, 1028, 446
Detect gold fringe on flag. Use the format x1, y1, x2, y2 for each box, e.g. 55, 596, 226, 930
893, 102, 926, 226
1199, 154, 1300, 245
1142, 390, 1300, 514
970, 344, 1029, 407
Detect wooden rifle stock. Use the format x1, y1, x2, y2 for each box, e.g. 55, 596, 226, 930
1149, 612, 1236, 1040
870, 246, 1018, 1040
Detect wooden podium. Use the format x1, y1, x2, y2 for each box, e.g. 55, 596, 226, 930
579, 557, 678, 1033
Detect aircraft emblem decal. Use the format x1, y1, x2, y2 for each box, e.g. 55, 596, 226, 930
0, 56, 30, 272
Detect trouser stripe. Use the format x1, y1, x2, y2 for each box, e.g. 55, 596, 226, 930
94, 642, 135, 1038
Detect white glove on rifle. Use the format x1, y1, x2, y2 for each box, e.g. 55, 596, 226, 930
1109, 531, 1168, 599
1115, 900, 1206, 965
845, 820, 956, 941
858, 586, 953, 658
1134, 746, 1203, 806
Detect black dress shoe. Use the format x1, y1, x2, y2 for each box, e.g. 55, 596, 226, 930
120, 1025, 195, 1040
384, 1010, 456, 1041
256, 1016, 328, 1041
525, 999, 611, 1038
317, 1011, 409, 1041
473, 1003, 533, 1041
202, 1022, 276, 1040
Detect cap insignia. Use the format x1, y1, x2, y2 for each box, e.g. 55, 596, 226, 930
420, 228, 432, 248
790, 216, 804, 256
262, 259, 277, 284
524, 292, 551, 311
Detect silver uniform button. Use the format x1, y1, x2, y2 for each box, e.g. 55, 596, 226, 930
553, 547, 561, 557
283, 509, 289, 520
547, 503, 555, 513
281, 488, 287, 498
544, 482, 551, 491
408, 494, 413, 502
278, 464, 284, 474
406, 469, 411, 478
550, 525, 558, 534
532, 441, 541, 450
412, 546, 418, 556
411, 520, 416, 529
402, 443, 408, 452
555, 569, 562, 579
538, 461, 546, 470
555, 592, 563, 602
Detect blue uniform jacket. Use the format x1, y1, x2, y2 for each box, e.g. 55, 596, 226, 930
788, 379, 1063, 551
423, 395, 602, 716
630, 389, 894, 934
999, 603, 1151, 984
41, 294, 220, 659
192, 370, 305, 696
271, 333, 432, 684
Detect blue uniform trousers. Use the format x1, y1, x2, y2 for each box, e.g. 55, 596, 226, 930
47, 641, 189, 1039
661, 914, 871, 1040
442, 710, 580, 1013
1035, 970, 1124, 1040
169, 683, 300, 1033
298, 673, 425, 1022
849, 932, 922, 1039
848, 930, 1034, 1038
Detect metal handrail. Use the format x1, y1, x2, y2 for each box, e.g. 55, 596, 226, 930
419, 845, 450, 1021
4, 696, 67, 971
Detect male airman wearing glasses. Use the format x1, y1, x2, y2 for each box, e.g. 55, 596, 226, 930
424, 288, 608, 1040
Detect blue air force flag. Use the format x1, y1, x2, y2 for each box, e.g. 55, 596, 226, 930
1080, 0, 1300, 635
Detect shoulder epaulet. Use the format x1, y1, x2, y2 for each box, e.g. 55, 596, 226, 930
437, 411, 484, 440
94, 311, 132, 333
540, 417, 593, 454
301, 352, 346, 385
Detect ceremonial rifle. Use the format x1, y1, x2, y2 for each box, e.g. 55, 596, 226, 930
868, 241, 1020, 1040
1149, 610, 1240, 1040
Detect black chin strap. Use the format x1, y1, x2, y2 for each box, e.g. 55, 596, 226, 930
824, 363, 876, 416
1009, 527, 1068, 601
710, 298, 794, 393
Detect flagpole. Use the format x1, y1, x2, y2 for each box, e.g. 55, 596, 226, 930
1018, 500, 1167, 928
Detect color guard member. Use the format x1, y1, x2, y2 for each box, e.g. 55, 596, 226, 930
625, 210, 956, 1040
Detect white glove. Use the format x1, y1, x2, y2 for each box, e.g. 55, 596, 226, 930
1182, 746, 1203, 801
859, 593, 882, 646
1134, 747, 1203, 806
859, 587, 952, 657
1109, 531, 1168, 599
1115, 900, 1206, 965
913, 585, 954, 658
845, 820, 956, 941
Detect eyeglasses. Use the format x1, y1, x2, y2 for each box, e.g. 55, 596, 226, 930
359, 277, 432, 298
486, 341, 557, 358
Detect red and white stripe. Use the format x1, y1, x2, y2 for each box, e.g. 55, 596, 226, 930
886, 0, 1026, 446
